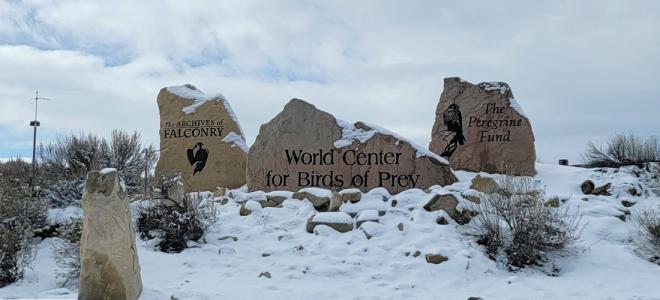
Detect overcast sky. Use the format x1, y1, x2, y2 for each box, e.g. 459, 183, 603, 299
1, 0, 658, 164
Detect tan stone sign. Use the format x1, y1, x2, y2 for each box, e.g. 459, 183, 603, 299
430, 77, 536, 175
247, 99, 457, 194
155, 84, 247, 192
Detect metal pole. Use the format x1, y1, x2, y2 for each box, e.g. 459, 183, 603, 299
144, 148, 149, 198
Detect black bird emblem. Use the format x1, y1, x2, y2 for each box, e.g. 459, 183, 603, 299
440, 103, 466, 158
187, 142, 209, 175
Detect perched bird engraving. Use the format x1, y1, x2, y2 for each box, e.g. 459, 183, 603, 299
440, 103, 466, 158
187, 142, 209, 175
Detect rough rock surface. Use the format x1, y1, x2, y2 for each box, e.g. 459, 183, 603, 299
306, 212, 354, 233
79, 169, 142, 300
425, 254, 449, 264
430, 77, 536, 176
470, 174, 500, 194
155, 84, 247, 192
248, 99, 457, 194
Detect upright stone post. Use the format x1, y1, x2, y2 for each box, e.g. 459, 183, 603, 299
79, 169, 142, 300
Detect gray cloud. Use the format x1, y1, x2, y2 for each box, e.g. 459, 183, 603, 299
1, 0, 658, 164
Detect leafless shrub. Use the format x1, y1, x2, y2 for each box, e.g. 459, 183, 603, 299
461, 175, 581, 270
0, 176, 47, 287
39, 130, 158, 199
583, 133, 660, 168
633, 206, 660, 265
137, 175, 216, 253
52, 218, 83, 287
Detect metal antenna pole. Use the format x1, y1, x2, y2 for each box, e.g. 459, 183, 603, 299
29, 91, 51, 189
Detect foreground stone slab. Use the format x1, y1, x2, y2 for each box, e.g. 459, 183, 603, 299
79, 169, 142, 300
155, 84, 248, 192
248, 99, 457, 194
430, 77, 536, 176
306, 212, 354, 233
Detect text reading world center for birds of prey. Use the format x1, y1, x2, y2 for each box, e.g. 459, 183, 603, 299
264, 149, 422, 189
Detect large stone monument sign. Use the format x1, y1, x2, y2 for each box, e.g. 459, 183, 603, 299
155, 84, 248, 191
247, 99, 457, 194
430, 77, 536, 175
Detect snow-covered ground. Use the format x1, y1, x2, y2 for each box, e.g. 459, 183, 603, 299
1, 163, 659, 300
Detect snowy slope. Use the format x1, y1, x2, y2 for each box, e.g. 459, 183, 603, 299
1, 164, 659, 300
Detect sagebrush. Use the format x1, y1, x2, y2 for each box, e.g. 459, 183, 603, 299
633, 206, 660, 265
52, 218, 83, 287
461, 175, 580, 271
0, 176, 47, 287
137, 184, 217, 253
583, 133, 660, 168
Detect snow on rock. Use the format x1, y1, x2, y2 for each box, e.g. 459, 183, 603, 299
99, 167, 116, 175
166, 84, 245, 136
221, 131, 249, 153
297, 187, 333, 199
4, 163, 660, 300
334, 119, 449, 164
311, 212, 353, 224
340, 193, 388, 216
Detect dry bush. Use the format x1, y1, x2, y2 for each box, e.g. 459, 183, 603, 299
461, 175, 580, 270
0, 176, 47, 287
137, 183, 217, 253
39, 130, 158, 199
51, 218, 83, 287
633, 206, 660, 265
583, 133, 660, 168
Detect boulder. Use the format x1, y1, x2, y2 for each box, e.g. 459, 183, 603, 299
155, 84, 248, 192
79, 169, 142, 300
470, 175, 499, 194
430, 77, 536, 176
247, 99, 457, 194
306, 212, 354, 233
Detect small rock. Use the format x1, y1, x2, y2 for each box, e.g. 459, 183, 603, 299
621, 200, 636, 207
239, 203, 252, 216
581, 197, 589, 201
391, 199, 398, 207
470, 175, 499, 194
258, 272, 271, 279
293, 189, 332, 210
592, 183, 612, 196
425, 254, 449, 264
423, 194, 459, 216
339, 189, 362, 203
261, 253, 271, 257
294, 245, 304, 251
328, 192, 342, 212
306, 212, 354, 233
412, 250, 421, 257
356, 210, 380, 228
544, 198, 560, 207
468, 297, 484, 300
581, 180, 595, 194
218, 236, 238, 242
436, 216, 449, 225
213, 187, 226, 198
627, 187, 641, 197
397, 223, 404, 232
617, 214, 626, 222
